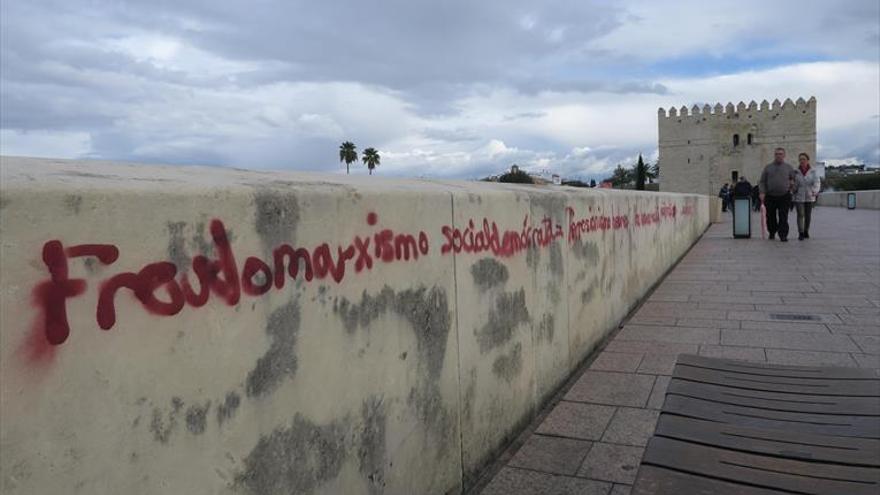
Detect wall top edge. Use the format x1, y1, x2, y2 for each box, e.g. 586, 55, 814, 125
658, 97, 816, 118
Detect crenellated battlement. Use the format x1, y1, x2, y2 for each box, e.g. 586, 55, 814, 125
658, 96, 816, 120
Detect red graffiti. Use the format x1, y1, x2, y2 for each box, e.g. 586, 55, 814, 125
31, 213, 428, 347
440, 215, 563, 257
32, 241, 119, 345
29, 203, 696, 351
660, 203, 678, 219
566, 208, 614, 242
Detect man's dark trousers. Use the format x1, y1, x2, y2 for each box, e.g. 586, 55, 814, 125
765, 194, 791, 239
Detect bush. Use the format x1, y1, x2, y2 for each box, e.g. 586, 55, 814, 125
498, 170, 534, 184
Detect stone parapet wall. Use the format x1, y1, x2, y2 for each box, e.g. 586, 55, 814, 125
816, 190, 880, 210
0, 156, 709, 495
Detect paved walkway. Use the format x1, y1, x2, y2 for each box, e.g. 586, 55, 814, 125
474, 206, 880, 495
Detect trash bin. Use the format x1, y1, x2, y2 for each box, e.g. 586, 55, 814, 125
847, 192, 856, 210
732, 196, 751, 238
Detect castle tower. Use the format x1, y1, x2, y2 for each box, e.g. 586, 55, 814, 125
658, 97, 816, 195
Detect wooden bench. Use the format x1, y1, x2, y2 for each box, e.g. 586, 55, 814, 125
632, 354, 880, 495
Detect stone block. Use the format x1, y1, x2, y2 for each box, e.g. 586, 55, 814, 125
565, 371, 655, 407
536, 401, 616, 441
578, 443, 645, 484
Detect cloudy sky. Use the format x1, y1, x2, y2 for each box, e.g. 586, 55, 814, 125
1, 0, 878, 180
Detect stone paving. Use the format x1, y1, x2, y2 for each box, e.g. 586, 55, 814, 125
474, 206, 880, 495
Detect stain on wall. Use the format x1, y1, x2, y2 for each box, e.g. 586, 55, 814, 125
64, 195, 83, 215
536, 313, 555, 343
470, 258, 508, 291
237, 414, 347, 495
185, 401, 211, 435
474, 289, 530, 353
547, 243, 564, 276
358, 397, 387, 495
333, 285, 454, 444
236, 396, 388, 495
166, 221, 189, 271
246, 300, 301, 398
217, 391, 241, 426
572, 238, 600, 262
581, 286, 596, 304
460, 369, 477, 425
491, 343, 523, 383
150, 397, 184, 444
254, 190, 300, 251
192, 221, 214, 257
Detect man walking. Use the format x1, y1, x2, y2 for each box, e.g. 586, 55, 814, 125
719, 183, 730, 212
759, 147, 796, 242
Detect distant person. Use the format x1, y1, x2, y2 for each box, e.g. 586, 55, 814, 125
759, 147, 796, 242
751, 184, 761, 211
718, 183, 730, 212
792, 152, 821, 240
733, 176, 752, 198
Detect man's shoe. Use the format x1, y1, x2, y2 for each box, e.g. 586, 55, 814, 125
798, 234, 805, 241
780, 236, 788, 242
769, 233, 775, 240
804, 232, 810, 239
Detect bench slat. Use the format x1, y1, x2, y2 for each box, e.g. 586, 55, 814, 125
677, 354, 880, 380
642, 436, 880, 495
632, 465, 790, 495
662, 394, 880, 438
666, 378, 880, 416
654, 414, 880, 466
673, 363, 880, 396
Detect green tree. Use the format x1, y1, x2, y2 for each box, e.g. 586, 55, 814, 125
608, 164, 633, 188
498, 169, 533, 184
362, 147, 380, 175
635, 153, 647, 190
339, 141, 358, 174
648, 161, 659, 182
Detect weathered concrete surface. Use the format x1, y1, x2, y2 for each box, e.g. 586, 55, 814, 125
816, 189, 880, 209
0, 156, 709, 495
709, 197, 723, 223
477, 206, 880, 495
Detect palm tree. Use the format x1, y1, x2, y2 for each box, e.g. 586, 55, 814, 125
648, 161, 659, 183
339, 141, 358, 174
362, 148, 380, 175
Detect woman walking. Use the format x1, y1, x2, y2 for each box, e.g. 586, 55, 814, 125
792, 153, 821, 240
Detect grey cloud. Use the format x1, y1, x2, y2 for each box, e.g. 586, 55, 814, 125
503, 111, 547, 121
422, 127, 482, 143
1, 0, 878, 177
513, 79, 668, 96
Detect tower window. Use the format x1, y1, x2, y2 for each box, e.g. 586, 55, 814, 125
733, 134, 740, 147
747, 133, 753, 145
